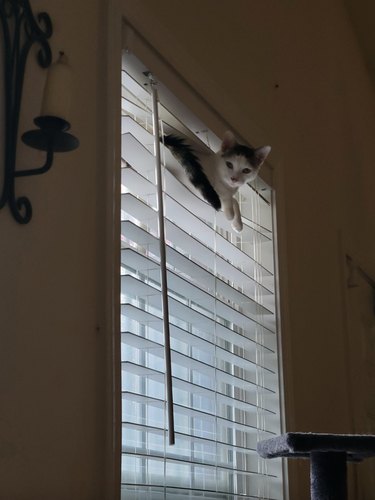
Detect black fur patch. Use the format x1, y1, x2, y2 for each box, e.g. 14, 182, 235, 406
222, 144, 254, 162
222, 144, 265, 168
162, 134, 221, 211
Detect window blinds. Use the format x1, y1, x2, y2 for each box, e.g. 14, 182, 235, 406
121, 52, 284, 499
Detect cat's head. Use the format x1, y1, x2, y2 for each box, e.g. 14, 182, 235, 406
219, 131, 271, 188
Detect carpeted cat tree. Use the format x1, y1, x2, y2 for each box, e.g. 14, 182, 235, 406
257, 432, 375, 499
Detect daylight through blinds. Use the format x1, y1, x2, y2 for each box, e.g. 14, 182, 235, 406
121, 51, 284, 499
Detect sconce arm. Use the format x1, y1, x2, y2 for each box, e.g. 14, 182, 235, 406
14, 147, 54, 178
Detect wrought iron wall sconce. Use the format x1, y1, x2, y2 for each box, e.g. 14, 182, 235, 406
0, 0, 79, 224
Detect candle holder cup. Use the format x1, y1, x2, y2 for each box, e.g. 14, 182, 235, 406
22, 116, 79, 153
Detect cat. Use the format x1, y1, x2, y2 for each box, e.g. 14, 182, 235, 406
162, 131, 271, 232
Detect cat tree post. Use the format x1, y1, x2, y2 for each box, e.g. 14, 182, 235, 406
257, 432, 375, 499
310, 451, 347, 500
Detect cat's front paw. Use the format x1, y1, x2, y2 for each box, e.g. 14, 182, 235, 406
223, 206, 235, 221
231, 219, 243, 232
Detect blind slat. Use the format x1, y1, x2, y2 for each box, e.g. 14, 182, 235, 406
121, 362, 279, 417
122, 245, 273, 314
121, 303, 277, 354
122, 248, 273, 319
121, 331, 276, 375
121, 219, 273, 297
121, 274, 276, 336
122, 331, 277, 391
122, 392, 277, 440
122, 191, 273, 280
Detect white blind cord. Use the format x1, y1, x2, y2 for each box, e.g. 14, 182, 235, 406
149, 75, 175, 446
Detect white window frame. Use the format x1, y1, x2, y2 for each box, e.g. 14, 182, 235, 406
102, 2, 290, 498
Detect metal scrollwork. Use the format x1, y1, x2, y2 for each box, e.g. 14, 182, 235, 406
0, 0, 53, 223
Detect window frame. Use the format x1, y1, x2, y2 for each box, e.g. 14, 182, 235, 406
102, 3, 291, 497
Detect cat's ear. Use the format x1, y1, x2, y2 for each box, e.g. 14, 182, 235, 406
221, 131, 237, 153
253, 145, 271, 167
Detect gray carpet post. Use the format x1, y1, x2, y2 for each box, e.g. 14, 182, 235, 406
310, 452, 347, 500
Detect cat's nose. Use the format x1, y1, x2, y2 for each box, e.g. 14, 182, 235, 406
231, 177, 238, 182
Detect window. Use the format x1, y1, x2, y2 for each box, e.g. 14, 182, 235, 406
120, 45, 284, 499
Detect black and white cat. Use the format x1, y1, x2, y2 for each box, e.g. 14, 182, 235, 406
163, 131, 271, 232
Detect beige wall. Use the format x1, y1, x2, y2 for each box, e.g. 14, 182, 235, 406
0, 1, 111, 498
1, 0, 374, 498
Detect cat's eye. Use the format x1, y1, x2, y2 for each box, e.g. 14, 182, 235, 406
242, 168, 251, 174
226, 161, 233, 169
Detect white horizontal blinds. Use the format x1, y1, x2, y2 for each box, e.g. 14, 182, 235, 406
121, 52, 283, 499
